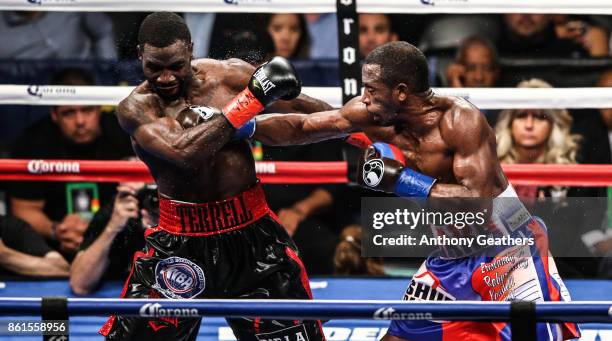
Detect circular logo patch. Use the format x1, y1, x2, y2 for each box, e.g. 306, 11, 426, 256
362, 159, 384, 187
155, 257, 205, 299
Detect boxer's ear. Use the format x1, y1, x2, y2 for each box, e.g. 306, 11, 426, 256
395, 83, 409, 102
137, 45, 143, 61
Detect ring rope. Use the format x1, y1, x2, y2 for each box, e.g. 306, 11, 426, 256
2, 159, 612, 186
1, 0, 611, 14
4, 85, 612, 109
0, 298, 610, 322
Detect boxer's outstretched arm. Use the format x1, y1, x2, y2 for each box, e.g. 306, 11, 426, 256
430, 106, 504, 197
253, 96, 367, 146
253, 110, 350, 146
117, 93, 233, 167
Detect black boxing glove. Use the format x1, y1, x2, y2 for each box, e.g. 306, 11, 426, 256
357, 146, 436, 197
176, 105, 223, 129
222, 57, 301, 128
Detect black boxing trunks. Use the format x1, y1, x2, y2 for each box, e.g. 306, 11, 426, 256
100, 183, 325, 341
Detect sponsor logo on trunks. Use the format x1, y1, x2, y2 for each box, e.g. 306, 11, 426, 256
138, 303, 199, 318
189, 106, 217, 121
255, 324, 309, 341
252, 68, 276, 96
27, 159, 80, 174
175, 196, 253, 233
403, 271, 455, 302
362, 159, 384, 187
153, 257, 205, 299
373, 307, 433, 320
403, 281, 454, 301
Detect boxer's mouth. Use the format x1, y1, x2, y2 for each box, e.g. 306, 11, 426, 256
157, 84, 179, 94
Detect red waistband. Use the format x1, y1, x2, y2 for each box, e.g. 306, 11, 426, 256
158, 184, 269, 236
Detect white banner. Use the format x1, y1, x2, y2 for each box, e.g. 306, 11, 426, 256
1, 85, 612, 109
0, 0, 611, 14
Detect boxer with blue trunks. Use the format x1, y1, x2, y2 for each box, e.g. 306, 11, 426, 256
245, 41, 580, 340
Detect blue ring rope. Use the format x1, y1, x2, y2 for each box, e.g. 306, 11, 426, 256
0, 298, 610, 323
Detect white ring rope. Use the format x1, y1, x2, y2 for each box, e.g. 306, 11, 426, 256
0, 0, 611, 14
2, 85, 612, 109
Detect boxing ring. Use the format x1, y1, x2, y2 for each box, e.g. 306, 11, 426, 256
1, 0, 612, 340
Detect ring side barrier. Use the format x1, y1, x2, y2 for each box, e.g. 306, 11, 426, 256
0, 298, 610, 322
4, 85, 612, 109
1, 0, 611, 14
1, 159, 612, 186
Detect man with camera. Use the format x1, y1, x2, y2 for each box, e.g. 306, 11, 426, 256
70, 182, 158, 295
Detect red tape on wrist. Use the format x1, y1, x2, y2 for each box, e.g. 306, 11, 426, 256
222, 88, 265, 128
345, 133, 373, 149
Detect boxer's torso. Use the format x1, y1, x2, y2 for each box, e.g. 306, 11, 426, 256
129, 60, 257, 202
351, 95, 506, 195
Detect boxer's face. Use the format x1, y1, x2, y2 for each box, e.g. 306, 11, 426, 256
361, 63, 399, 126
511, 109, 552, 149
139, 40, 193, 101
51, 105, 102, 144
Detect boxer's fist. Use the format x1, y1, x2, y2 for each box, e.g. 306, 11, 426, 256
357, 146, 436, 197
249, 57, 301, 104
176, 105, 223, 129
357, 146, 404, 193
223, 57, 301, 129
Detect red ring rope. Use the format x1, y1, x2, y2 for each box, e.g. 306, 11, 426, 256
0, 159, 610, 186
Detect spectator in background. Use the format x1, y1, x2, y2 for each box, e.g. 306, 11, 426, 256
498, 14, 589, 58
334, 225, 384, 275
8, 68, 133, 255
495, 78, 599, 277
446, 36, 500, 88
553, 15, 609, 57
305, 14, 338, 59
0, 215, 69, 278
70, 181, 156, 295
0, 11, 116, 59
359, 13, 397, 58
184, 13, 217, 58
446, 35, 501, 125
574, 69, 612, 269
265, 13, 310, 59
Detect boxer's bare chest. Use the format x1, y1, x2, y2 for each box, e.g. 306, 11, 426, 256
364, 125, 457, 183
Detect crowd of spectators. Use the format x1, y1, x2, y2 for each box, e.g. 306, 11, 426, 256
0, 12, 611, 292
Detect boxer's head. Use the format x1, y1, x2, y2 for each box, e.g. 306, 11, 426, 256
361, 41, 430, 126
138, 12, 193, 101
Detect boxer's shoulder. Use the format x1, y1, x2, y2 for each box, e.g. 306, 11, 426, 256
439, 96, 487, 145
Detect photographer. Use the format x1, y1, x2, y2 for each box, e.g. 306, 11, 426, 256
69, 182, 158, 295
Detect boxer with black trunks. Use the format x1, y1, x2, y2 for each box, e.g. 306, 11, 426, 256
99, 12, 330, 341
249, 41, 580, 340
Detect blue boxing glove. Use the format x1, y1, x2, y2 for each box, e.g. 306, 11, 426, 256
357, 145, 436, 197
